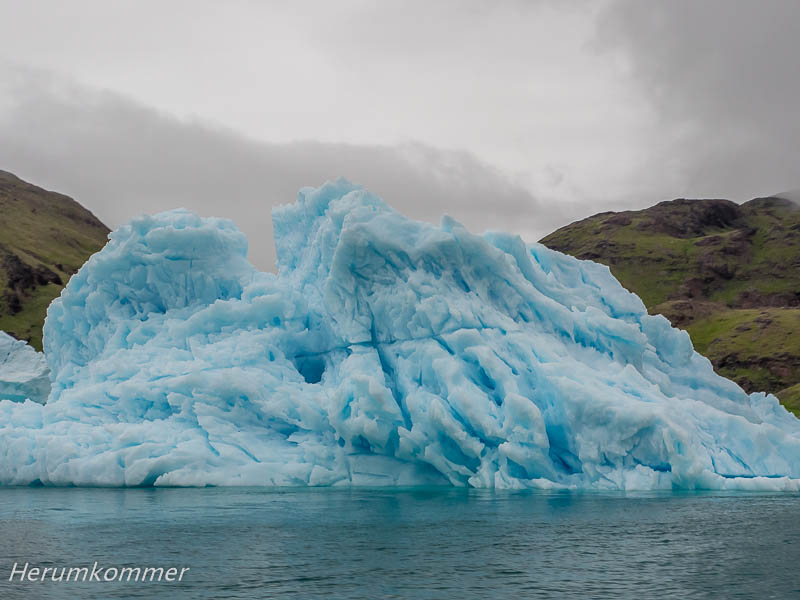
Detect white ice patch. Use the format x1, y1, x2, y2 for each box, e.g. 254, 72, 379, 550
0, 331, 49, 404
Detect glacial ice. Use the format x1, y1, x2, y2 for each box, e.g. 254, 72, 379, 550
2, 180, 800, 489
0, 331, 49, 404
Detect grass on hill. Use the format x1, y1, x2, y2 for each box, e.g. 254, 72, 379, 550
778, 384, 800, 416
0, 170, 109, 350
541, 196, 800, 414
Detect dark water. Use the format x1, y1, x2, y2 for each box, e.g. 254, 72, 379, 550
0, 487, 798, 599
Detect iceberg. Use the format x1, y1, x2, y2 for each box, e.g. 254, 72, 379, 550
2, 180, 800, 489
0, 332, 50, 404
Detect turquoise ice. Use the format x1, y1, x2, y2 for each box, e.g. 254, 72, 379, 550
0, 331, 49, 404
2, 180, 799, 489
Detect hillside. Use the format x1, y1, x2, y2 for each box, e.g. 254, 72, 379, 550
541, 196, 800, 410
0, 170, 109, 350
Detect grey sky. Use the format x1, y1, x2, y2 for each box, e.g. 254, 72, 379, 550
0, 0, 797, 269
599, 0, 800, 201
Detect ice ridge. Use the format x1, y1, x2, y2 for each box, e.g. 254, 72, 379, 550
1, 180, 799, 490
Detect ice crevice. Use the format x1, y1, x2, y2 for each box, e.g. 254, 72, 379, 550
1, 179, 800, 490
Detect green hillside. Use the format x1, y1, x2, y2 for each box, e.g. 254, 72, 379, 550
541, 196, 800, 412
0, 170, 109, 350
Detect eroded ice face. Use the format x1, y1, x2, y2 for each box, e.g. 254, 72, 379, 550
0, 331, 49, 404
1, 180, 799, 489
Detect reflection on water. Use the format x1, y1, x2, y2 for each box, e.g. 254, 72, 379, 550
0, 487, 798, 599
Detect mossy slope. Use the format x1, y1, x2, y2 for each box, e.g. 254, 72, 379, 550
0, 170, 109, 349
541, 196, 800, 413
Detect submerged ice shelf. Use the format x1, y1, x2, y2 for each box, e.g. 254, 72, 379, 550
2, 180, 800, 489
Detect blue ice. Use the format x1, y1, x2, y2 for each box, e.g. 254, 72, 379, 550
0, 331, 49, 404
1, 180, 799, 489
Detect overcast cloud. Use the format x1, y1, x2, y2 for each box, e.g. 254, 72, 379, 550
598, 0, 800, 200
0, 69, 552, 269
0, 0, 797, 269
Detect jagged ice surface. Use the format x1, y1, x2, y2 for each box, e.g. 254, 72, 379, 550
0, 332, 49, 404
2, 180, 800, 489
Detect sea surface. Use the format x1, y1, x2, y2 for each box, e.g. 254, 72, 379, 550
0, 487, 798, 599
